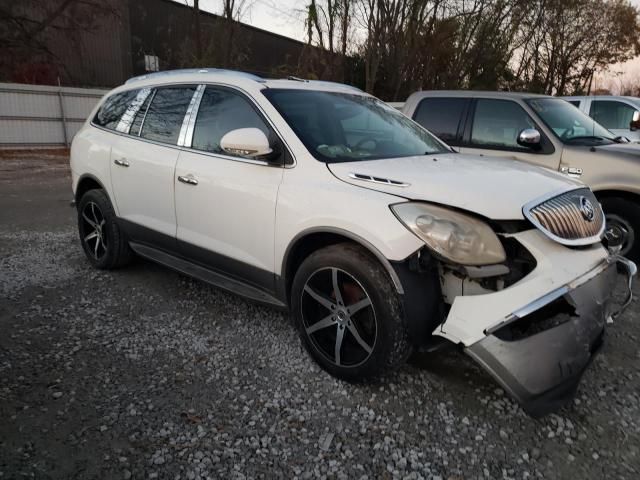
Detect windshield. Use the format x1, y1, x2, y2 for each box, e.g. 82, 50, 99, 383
526, 98, 616, 145
263, 89, 449, 162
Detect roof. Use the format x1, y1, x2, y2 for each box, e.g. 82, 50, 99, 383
408, 90, 552, 100
122, 69, 365, 95
562, 95, 640, 103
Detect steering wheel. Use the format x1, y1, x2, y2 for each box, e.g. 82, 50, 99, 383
354, 137, 378, 150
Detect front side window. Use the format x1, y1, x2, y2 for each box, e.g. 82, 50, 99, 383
93, 89, 139, 130
527, 98, 616, 145
470, 99, 536, 149
191, 86, 271, 155
140, 86, 196, 144
413, 97, 469, 143
590, 100, 636, 130
263, 89, 448, 163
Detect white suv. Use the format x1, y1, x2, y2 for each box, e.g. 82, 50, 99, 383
71, 69, 634, 416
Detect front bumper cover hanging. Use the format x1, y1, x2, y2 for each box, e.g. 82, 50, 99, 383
466, 256, 636, 417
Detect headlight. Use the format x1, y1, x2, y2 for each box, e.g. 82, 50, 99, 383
391, 202, 506, 265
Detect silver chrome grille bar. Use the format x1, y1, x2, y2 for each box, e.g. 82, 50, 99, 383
523, 188, 605, 246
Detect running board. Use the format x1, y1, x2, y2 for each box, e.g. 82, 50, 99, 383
129, 242, 286, 309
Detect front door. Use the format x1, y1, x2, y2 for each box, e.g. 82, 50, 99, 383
458, 98, 561, 171
590, 99, 640, 141
174, 85, 285, 290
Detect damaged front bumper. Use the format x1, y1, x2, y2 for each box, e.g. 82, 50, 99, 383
467, 257, 634, 417
437, 229, 636, 417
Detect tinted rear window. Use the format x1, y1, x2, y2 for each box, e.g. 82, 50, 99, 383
140, 86, 196, 144
412, 97, 468, 142
93, 90, 139, 130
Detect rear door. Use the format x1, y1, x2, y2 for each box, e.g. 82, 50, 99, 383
174, 85, 285, 290
411, 97, 470, 146
458, 98, 561, 171
110, 85, 197, 243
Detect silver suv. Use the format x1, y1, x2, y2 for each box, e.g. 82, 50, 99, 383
403, 91, 640, 261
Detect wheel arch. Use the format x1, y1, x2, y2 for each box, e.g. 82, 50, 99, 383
75, 174, 107, 204
281, 228, 405, 303
594, 189, 640, 205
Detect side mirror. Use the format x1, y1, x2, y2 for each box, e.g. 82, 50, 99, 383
630, 110, 640, 131
517, 128, 541, 148
220, 128, 276, 160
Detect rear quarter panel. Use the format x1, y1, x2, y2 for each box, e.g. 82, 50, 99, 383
70, 125, 117, 210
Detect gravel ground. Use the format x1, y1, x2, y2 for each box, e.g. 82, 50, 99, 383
1, 151, 639, 480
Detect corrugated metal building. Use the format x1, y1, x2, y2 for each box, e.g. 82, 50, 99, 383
1, 0, 320, 88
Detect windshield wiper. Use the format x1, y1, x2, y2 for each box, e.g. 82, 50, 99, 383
565, 136, 611, 144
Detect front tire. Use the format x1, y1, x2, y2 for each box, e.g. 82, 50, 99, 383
601, 197, 640, 262
77, 189, 133, 269
291, 243, 411, 381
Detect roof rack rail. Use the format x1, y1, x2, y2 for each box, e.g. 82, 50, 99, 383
306, 80, 363, 93
125, 68, 265, 84
283, 76, 363, 93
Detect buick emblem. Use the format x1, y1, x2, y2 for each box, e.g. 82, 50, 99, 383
579, 196, 595, 222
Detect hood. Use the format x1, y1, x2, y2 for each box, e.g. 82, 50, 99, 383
328, 153, 581, 220
595, 142, 640, 156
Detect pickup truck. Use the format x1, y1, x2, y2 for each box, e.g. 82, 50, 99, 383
403, 90, 640, 261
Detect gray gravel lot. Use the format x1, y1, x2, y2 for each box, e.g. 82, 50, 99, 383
1, 151, 639, 480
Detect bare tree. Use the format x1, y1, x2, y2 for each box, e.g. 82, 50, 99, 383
0, 0, 120, 83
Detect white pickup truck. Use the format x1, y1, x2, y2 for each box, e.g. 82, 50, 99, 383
562, 95, 640, 143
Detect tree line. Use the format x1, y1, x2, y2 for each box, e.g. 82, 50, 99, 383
296, 0, 640, 100
2, 0, 639, 98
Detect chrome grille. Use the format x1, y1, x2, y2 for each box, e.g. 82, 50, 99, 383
523, 188, 605, 246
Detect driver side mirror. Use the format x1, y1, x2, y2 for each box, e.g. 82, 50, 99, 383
220, 128, 279, 162
517, 128, 541, 149
630, 110, 640, 131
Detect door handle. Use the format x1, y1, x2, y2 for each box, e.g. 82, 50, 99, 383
178, 175, 198, 186
114, 158, 129, 167
560, 166, 583, 178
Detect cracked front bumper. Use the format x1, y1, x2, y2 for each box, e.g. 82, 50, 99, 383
466, 261, 628, 417
437, 229, 636, 416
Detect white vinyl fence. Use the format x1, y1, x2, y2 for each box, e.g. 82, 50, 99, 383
0, 82, 108, 148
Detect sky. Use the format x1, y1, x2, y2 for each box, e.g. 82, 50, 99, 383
178, 0, 640, 93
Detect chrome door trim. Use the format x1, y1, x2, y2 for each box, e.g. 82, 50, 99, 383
115, 87, 152, 134
182, 84, 206, 148
178, 85, 205, 147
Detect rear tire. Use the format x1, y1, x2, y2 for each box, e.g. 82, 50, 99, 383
77, 189, 133, 269
291, 243, 411, 381
601, 197, 640, 262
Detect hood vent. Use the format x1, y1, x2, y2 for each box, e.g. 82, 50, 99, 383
348, 172, 410, 187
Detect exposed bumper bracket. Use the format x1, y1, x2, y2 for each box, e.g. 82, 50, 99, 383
608, 255, 637, 320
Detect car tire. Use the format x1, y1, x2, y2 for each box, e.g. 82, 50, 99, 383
291, 243, 411, 381
77, 189, 133, 269
601, 197, 640, 262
